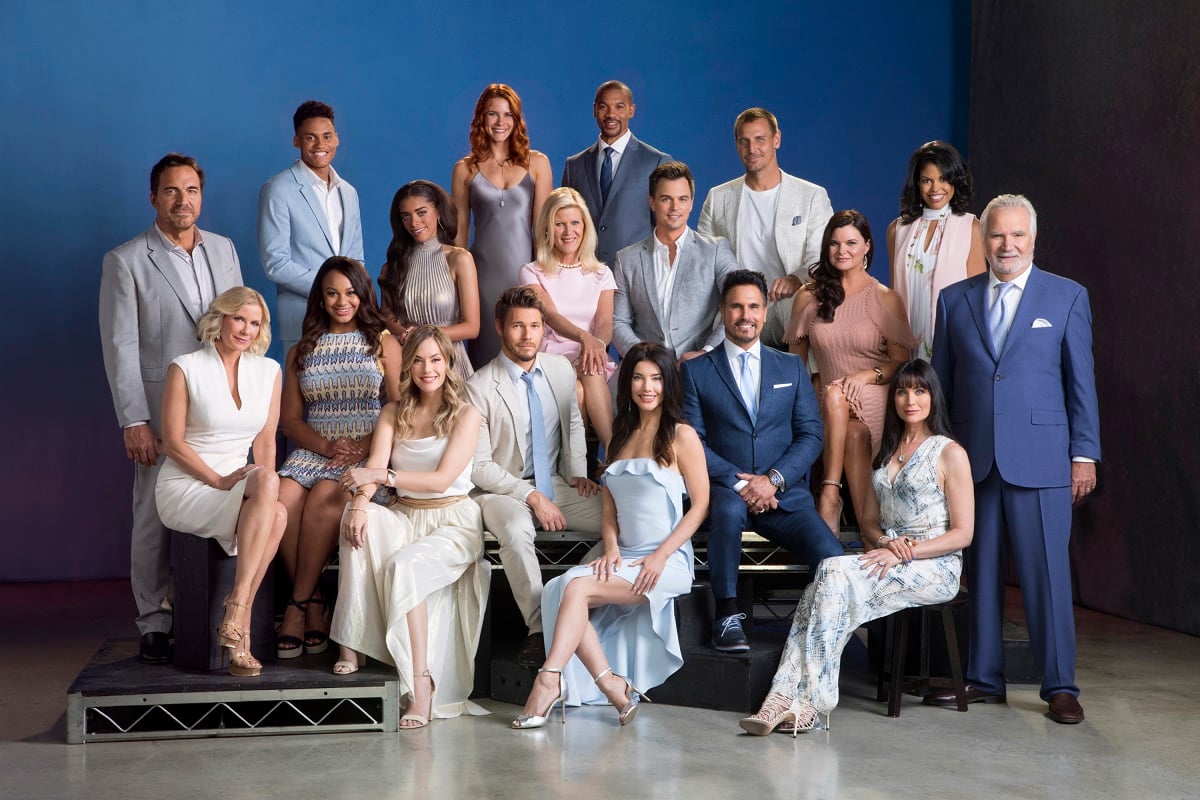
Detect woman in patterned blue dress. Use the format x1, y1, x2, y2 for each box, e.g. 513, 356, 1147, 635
740, 359, 975, 735
275, 257, 403, 658
513, 342, 710, 729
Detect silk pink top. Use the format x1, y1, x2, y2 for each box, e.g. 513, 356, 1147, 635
518, 261, 618, 378
785, 280, 915, 448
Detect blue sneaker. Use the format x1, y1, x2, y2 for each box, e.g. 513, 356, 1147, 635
712, 613, 750, 652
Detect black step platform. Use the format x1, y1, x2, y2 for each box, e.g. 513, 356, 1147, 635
66, 638, 400, 743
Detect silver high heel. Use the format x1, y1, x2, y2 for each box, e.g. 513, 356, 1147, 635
595, 667, 650, 725
512, 667, 567, 729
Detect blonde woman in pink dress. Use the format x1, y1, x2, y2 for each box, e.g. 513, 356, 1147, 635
785, 210, 915, 536
518, 186, 616, 449
886, 141, 985, 360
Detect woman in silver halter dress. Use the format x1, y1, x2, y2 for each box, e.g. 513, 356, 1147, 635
378, 180, 479, 379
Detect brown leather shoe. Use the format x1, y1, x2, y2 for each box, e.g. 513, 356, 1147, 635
517, 633, 546, 668
1047, 693, 1085, 724
923, 683, 1006, 706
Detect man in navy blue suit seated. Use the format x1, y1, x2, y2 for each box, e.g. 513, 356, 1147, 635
681, 270, 844, 651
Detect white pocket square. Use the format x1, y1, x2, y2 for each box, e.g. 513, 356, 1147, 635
1031, 318, 1053, 329
773, 382, 792, 389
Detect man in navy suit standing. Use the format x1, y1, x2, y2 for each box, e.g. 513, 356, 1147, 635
681, 270, 843, 651
929, 194, 1100, 724
562, 81, 671, 266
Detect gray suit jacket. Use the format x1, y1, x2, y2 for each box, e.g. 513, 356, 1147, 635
612, 228, 740, 358
466, 354, 588, 500
561, 135, 671, 266
99, 226, 243, 431
697, 170, 833, 279
258, 162, 364, 344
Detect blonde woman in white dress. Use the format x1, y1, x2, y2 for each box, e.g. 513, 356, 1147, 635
156, 287, 285, 678
331, 326, 490, 730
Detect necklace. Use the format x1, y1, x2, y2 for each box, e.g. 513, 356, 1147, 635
496, 157, 508, 207
556, 261, 582, 270
895, 434, 928, 463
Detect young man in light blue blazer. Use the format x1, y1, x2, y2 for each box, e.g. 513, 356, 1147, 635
258, 100, 363, 356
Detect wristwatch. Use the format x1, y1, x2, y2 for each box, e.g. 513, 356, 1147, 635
767, 469, 786, 494
873, 367, 884, 384
386, 468, 397, 487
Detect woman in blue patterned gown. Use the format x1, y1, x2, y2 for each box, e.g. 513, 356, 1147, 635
740, 359, 974, 735
275, 257, 402, 658
513, 342, 710, 729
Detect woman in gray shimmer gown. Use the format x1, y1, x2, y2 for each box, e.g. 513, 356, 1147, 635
378, 180, 479, 380
451, 83, 553, 367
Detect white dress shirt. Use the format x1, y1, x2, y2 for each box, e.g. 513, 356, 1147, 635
597, 128, 633, 182
653, 227, 690, 354
153, 223, 215, 316
298, 160, 345, 254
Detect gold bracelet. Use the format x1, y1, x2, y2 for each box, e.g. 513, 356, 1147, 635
347, 506, 368, 514
353, 488, 368, 498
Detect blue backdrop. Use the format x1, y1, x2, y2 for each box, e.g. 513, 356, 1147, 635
0, 1, 970, 581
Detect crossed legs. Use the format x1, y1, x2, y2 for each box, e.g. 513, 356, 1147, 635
817, 384, 873, 534
221, 469, 287, 661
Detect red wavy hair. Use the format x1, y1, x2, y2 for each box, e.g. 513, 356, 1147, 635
468, 84, 531, 169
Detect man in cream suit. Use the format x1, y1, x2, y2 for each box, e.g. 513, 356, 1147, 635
467, 287, 602, 666
698, 108, 833, 348
259, 100, 364, 355
613, 161, 741, 361
99, 153, 243, 663
562, 80, 672, 266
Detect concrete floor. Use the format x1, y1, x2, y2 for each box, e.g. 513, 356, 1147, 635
1, 579, 1197, 800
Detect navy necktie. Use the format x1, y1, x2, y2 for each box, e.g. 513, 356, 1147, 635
599, 146, 614, 206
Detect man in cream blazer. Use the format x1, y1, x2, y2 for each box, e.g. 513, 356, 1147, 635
698, 108, 833, 348
258, 100, 363, 355
99, 153, 243, 663
467, 287, 602, 666
613, 161, 740, 361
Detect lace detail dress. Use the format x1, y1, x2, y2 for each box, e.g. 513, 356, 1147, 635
767, 435, 963, 713
784, 279, 915, 448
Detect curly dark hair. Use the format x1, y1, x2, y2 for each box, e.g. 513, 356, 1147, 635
295, 257, 388, 367
378, 181, 458, 325
898, 140, 974, 223
608, 342, 685, 468
807, 210, 874, 323
872, 359, 955, 469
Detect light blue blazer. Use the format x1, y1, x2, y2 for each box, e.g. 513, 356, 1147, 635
257, 162, 363, 345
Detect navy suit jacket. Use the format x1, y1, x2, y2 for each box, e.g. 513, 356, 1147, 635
561, 135, 671, 266
681, 344, 822, 513
931, 265, 1101, 488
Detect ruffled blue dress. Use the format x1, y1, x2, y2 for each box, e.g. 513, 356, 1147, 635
540, 457, 694, 706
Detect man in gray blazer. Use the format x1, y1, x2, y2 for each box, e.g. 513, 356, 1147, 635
561, 80, 672, 267
698, 108, 833, 348
259, 100, 364, 355
467, 288, 602, 666
99, 153, 243, 663
613, 161, 741, 361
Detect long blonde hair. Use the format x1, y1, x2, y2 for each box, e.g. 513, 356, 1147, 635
196, 286, 272, 356
533, 187, 605, 277
391, 325, 467, 441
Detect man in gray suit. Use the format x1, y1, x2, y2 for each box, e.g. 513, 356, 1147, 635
613, 161, 741, 361
562, 80, 671, 266
99, 153, 243, 663
467, 287, 602, 666
259, 100, 364, 355
698, 107, 833, 348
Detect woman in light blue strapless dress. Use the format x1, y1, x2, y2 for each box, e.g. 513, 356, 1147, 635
513, 342, 711, 729
451, 84, 553, 368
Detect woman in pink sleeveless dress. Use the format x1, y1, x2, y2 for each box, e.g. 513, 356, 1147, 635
785, 210, 915, 537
